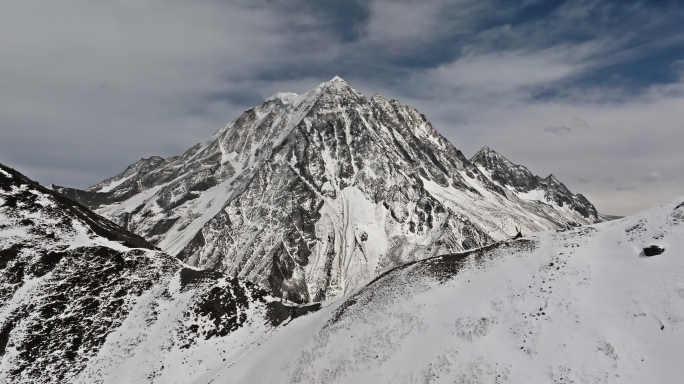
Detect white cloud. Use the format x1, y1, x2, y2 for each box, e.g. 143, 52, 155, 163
430, 49, 581, 89
0, 0, 682, 217
0, 0, 325, 185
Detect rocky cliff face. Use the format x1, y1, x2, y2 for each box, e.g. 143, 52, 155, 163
53, 77, 604, 303
0, 163, 293, 383
470, 146, 599, 219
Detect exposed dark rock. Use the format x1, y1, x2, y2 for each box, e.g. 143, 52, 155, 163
0, 161, 284, 383
643, 245, 665, 256
471, 147, 600, 220
265, 301, 323, 327
0, 244, 22, 269
179, 267, 224, 289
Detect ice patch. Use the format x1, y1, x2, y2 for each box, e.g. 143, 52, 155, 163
0, 226, 26, 238
67, 221, 130, 252
95, 174, 134, 193
306, 186, 390, 298
517, 189, 547, 202
221, 151, 238, 165
97, 184, 165, 215
158, 174, 243, 256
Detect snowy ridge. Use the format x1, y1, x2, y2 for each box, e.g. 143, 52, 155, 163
0, 163, 298, 383
54, 77, 606, 303
212, 196, 684, 384
471, 146, 598, 219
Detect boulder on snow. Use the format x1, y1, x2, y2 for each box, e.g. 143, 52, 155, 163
643, 245, 665, 256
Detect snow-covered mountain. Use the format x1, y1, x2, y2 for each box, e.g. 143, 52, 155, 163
0, 163, 300, 383
3, 161, 681, 383
54, 77, 606, 303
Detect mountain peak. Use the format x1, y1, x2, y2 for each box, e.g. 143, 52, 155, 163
473, 145, 501, 158
320, 76, 354, 93
471, 146, 514, 168
265, 77, 354, 108
304, 76, 366, 106
546, 174, 560, 183
58, 79, 604, 304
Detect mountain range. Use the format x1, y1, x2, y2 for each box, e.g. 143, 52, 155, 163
51, 77, 607, 303
2, 160, 682, 383
1, 77, 681, 383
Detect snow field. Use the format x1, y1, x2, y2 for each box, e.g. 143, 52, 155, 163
211, 197, 684, 384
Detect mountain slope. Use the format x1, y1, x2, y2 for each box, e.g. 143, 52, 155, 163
55, 77, 605, 303
471, 146, 599, 219
212, 196, 684, 384
0, 163, 304, 383
5, 160, 679, 383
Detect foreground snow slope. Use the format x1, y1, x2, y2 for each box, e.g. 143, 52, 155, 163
2, 160, 679, 383
212, 197, 684, 384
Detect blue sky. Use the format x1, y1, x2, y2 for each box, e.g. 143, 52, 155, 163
1, 0, 683, 215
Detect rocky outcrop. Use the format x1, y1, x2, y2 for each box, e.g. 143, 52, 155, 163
0, 163, 291, 383
470, 146, 599, 221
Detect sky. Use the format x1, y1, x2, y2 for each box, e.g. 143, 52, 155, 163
1, 0, 683, 216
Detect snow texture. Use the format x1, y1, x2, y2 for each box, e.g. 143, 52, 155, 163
2, 160, 683, 383
0, 163, 289, 383
214, 196, 684, 384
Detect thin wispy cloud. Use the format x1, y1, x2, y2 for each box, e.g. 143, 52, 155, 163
572, 117, 592, 130
633, 171, 667, 183
544, 126, 572, 135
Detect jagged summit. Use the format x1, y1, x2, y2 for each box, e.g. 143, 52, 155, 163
471, 145, 514, 166
265, 77, 356, 107
545, 173, 560, 183
316, 75, 364, 100
326, 75, 353, 89
471, 148, 597, 219
53, 79, 605, 303
473, 145, 495, 155
471, 146, 539, 191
